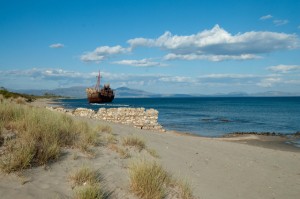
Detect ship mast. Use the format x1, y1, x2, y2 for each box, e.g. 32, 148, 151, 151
95, 70, 101, 91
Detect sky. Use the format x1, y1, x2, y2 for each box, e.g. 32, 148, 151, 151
0, 0, 300, 94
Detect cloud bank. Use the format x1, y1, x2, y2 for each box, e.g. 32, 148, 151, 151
80, 25, 299, 63
127, 25, 298, 61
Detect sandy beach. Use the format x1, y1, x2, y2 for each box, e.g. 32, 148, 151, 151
1, 99, 300, 199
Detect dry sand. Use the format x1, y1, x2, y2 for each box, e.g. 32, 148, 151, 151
0, 100, 300, 199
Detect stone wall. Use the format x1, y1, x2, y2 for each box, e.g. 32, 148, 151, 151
46, 107, 165, 132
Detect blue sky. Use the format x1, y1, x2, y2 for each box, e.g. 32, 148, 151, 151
0, 0, 300, 94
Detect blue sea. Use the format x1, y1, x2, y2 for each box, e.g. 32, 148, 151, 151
57, 97, 300, 138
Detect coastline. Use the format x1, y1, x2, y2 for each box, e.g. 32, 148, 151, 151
1, 97, 300, 198
32, 98, 300, 152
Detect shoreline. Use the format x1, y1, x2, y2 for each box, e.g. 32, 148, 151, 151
31, 98, 300, 152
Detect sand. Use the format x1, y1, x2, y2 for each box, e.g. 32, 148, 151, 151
0, 99, 300, 199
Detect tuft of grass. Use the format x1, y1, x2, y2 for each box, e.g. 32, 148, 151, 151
178, 180, 194, 199
0, 140, 35, 172
74, 184, 104, 199
97, 125, 112, 134
105, 134, 117, 144
108, 144, 130, 159
69, 166, 100, 186
70, 166, 104, 199
122, 135, 145, 151
14, 97, 26, 104
146, 148, 160, 158
129, 159, 169, 199
76, 122, 100, 151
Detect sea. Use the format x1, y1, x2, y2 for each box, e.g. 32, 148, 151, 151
57, 97, 300, 140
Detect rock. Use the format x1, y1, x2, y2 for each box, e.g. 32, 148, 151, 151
73, 108, 95, 118
47, 105, 165, 132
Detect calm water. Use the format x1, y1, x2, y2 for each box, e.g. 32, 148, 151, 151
57, 97, 300, 137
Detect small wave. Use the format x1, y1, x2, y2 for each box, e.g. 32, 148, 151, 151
90, 103, 130, 107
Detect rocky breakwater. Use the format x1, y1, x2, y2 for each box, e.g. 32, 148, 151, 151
48, 107, 165, 132
94, 108, 164, 131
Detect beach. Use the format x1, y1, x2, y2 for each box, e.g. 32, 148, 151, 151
1, 99, 300, 199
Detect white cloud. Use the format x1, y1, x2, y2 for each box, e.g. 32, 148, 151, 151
80, 45, 129, 63
49, 43, 64, 48
127, 25, 299, 61
273, 19, 289, 26
268, 64, 300, 73
113, 58, 166, 67
201, 74, 256, 79
164, 53, 261, 61
257, 77, 282, 87
260, 15, 273, 20
159, 76, 195, 83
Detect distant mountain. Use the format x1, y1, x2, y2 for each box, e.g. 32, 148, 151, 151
114, 87, 156, 98
13, 86, 87, 98
12, 86, 300, 98
252, 91, 300, 97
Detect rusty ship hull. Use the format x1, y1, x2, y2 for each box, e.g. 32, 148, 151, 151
87, 92, 114, 103
86, 71, 115, 104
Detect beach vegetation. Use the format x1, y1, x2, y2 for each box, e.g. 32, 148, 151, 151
105, 134, 117, 144
69, 166, 100, 186
97, 125, 112, 134
175, 179, 194, 199
0, 98, 101, 172
74, 184, 104, 199
146, 148, 160, 158
108, 144, 130, 159
122, 135, 145, 151
70, 166, 104, 199
129, 159, 169, 199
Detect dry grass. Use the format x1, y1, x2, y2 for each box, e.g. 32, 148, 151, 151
122, 135, 145, 151
0, 98, 102, 172
108, 144, 130, 159
177, 180, 194, 199
105, 134, 117, 144
97, 125, 112, 134
169, 178, 194, 199
70, 166, 104, 199
129, 159, 169, 199
69, 166, 100, 186
74, 184, 103, 199
146, 148, 160, 158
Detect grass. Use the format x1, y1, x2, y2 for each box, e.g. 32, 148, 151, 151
97, 125, 112, 134
108, 144, 130, 159
129, 159, 169, 199
0, 98, 101, 172
122, 135, 145, 151
69, 166, 100, 186
105, 134, 117, 144
177, 180, 194, 199
146, 148, 160, 158
70, 166, 104, 199
74, 184, 103, 199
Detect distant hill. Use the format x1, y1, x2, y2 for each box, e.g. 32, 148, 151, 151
14, 86, 87, 98
114, 87, 156, 98
12, 86, 300, 98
